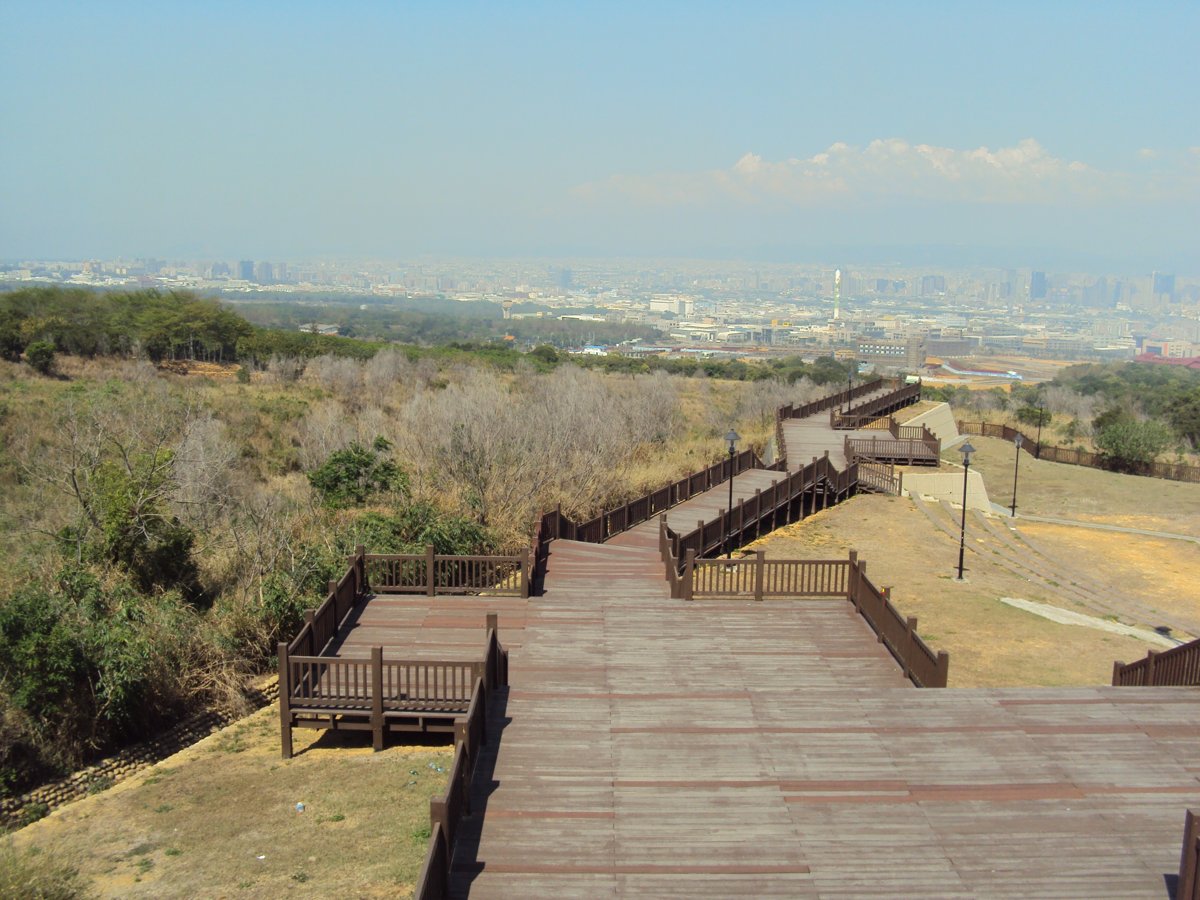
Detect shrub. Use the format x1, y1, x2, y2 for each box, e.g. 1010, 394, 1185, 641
1094, 418, 1173, 468
1015, 405, 1051, 427
24, 341, 56, 376
307, 437, 409, 507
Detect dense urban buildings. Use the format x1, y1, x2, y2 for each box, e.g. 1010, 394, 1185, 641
3, 257, 1198, 373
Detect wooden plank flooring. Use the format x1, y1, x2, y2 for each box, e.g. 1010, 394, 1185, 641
325, 407, 1198, 896
447, 537, 1199, 897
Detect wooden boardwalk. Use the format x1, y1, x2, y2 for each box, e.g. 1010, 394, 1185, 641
423, 469, 1198, 897
441, 534, 1199, 897
306, 384, 1197, 897
781, 385, 900, 469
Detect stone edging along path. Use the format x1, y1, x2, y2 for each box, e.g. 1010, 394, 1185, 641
0, 679, 279, 832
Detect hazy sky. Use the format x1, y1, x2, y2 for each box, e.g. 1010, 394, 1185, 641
2, 1, 1197, 269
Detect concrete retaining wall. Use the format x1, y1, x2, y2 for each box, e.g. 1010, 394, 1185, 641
901, 468, 990, 512
905, 401, 959, 444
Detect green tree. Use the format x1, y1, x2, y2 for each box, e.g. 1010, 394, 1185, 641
1094, 417, 1173, 468
307, 437, 409, 507
24, 340, 56, 375
1016, 405, 1051, 427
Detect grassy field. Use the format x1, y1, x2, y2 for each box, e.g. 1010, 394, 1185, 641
952, 433, 1200, 534
7, 708, 451, 898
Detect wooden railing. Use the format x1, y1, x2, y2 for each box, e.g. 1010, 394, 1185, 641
830, 380, 921, 428
688, 553, 850, 600
1180, 809, 1200, 900
845, 433, 939, 467
777, 377, 890, 423
856, 458, 901, 494
365, 548, 529, 598
656, 454, 858, 578
1112, 636, 1200, 686
287, 547, 367, 657
658, 527, 949, 687
958, 420, 1200, 484
847, 551, 949, 688
414, 616, 508, 900
531, 446, 772, 584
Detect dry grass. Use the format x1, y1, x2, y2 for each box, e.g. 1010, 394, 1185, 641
957, 434, 1200, 535
9, 708, 452, 898
745, 493, 1172, 687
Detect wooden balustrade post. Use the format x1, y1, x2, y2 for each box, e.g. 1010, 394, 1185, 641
684, 550, 695, 602
520, 550, 530, 598
355, 544, 366, 596
935, 650, 950, 688
754, 550, 765, 601
1181, 810, 1200, 900
902, 612, 916, 669
371, 645, 384, 752
1111, 660, 1124, 686
753, 488, 762, 539
425, 544, 436, 596
278, 642, 292, 759
430, 798, 449, 848
1145, 650, 1158, 686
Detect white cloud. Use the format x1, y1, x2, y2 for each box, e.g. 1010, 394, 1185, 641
572, 138, 1182, 209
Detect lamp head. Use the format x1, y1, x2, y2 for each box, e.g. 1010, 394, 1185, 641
725, 429, 741, 453
1014, 433, 1024, 449
960, 440, 976, 466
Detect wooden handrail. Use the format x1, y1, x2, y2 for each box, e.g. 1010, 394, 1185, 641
1112, 635, 1200, 687
364, 548, 530, 597
414, 617, 508, 899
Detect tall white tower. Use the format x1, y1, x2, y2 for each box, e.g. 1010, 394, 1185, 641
833, 268, 842, 320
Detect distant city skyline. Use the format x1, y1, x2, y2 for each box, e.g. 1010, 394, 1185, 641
2, 2, 1197, 269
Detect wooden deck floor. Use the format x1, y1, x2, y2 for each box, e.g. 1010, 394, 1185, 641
330, 401, 1198, 896
781, 386, 897, 470
437, 528, 1198, 897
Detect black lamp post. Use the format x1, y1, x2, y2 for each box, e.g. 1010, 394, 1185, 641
956, 440, 976, 580
1010, 433, 1023, 517
1035, 397, 1045, 459
725, 429, 740, 559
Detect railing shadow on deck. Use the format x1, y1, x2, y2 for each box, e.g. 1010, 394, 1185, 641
413, 617, 509, 900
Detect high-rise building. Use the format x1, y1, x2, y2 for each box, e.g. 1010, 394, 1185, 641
558, 268, 573, 291
1152, 272, 1176, 301
1029, 271, 1047, 300
238, 260, 254, 281
254, 261, 274, 284
919, 275, 946, 296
